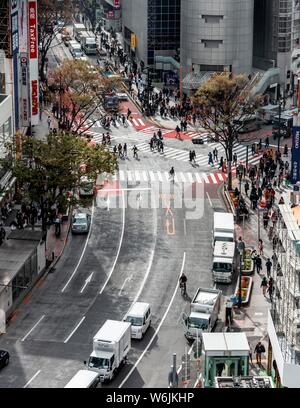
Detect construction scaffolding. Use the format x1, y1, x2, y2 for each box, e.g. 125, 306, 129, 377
271, 202, 300, 365
0, 0, 10, 57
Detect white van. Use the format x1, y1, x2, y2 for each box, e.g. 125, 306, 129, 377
64, 370, 100, 388
124, 302, 151, 339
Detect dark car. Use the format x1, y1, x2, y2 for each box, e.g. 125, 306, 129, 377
0, 350, 9, 368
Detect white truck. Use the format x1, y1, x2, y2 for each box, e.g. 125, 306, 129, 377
86, 320, 131, 382
73, 23, 86, 42
182, 288, 221, 341
212, 241, 237, 283
213, 212, 235, 246
80, 31, 97, 55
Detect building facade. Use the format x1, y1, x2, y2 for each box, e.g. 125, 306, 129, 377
122, 0, 180, 81
181, 0, 254, 87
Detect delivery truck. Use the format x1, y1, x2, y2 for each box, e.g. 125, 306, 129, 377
213, 212, 235, 246
212, 241, 237, 283
182, 288, 221, 341
85, 320, 131, 382
80, 31, 97, 55
73, 23, 86, 42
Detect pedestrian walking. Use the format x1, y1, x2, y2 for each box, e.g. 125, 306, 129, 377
255, 254, 262, 274
258, 238, 264, 256
123, 143, 127, 158
213, 148, 218, 162
263, 212, 269, 229
254, 341, 265, 365
189, 150, 193, 163
284, 144, 288, 157
267, 277, 274, 301
265, 137, 269, 149
192, 150, 196, 165
244, 180, 250, 197
47, 116, 51, 129
265, 258, 272, 277
261, 276, 268, 296
233, 152, 238, 167
208, 152, 214, 166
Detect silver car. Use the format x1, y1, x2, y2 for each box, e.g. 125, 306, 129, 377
71, 213, 91, 234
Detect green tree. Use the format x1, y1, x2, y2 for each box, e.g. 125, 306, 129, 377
193, 74, 262, 190
4, 132, 117, 231
49, 59, 121, 134
38, 0, 72, 81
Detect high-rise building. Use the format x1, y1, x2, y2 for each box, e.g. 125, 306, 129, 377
122, 0, 180, 81
180, 0, 254, 90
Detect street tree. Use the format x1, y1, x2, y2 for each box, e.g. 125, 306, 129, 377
77, 0, 98, 32
193, 73, 262, 190
38, 0, 72, 81
49, 59, 121, 134
3, 132, 117, 231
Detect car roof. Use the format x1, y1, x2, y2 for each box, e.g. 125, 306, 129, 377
74, 213, 88, 218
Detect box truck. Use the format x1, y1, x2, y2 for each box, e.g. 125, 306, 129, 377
212, 241, 237, 283
182, 288, 221, 341
213, 212, 235, 246
73, 23, 86, 42
85, 320, 131, 382
80, 31, 97, 55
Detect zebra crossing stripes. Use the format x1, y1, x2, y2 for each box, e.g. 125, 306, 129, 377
111, 169, 225, 184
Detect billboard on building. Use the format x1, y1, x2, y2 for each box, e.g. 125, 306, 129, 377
28, 0, 39, 125
291, 125, 300, 184
11, 1, 20, 131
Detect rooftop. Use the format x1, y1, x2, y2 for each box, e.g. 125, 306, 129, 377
215, 376, 274, 388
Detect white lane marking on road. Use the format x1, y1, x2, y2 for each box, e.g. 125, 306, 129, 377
130, 195, 158, 307
157, 172, 163, 182
61, 202, 95, 293
137, 118, 145, 126
21, 315, 45, 342
80, 272, 94, 294
63, 316, 86, 343
119, 252, 186, 388
164, 171, 170, 182
132, 118, 139, 127
99, 189, 125, 294
206, 192, 213, 208
23, 370, 42, 388
210, 173, 218, 184
187, 173, 194, 183
217, 173, 224, 181
149, 171, 156, 181
179, 172, 186, 183
142, 170, 148, 182
127, 170, 133, 182
135, 170, 140, 182
202, 173, 210, 183
119, 276, 132, 296
195, 173, 202, 183
119, 170, 125, 181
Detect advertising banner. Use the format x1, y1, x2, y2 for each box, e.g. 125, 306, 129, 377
28, 0, 39, 125
19, 0, 28, 53
291, 126, 300, 184
11, 1, 19, 130
20, 53, 29, 127
114, 0, 120, 8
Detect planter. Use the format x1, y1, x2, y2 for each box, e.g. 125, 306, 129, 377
241, 248, 254, 275
234, 276, 253, 305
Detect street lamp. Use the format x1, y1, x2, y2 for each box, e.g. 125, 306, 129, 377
237, 237, 245, 309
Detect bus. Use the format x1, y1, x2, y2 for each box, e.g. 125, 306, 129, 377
64, 370, 100, 388
233, 114, 260, 133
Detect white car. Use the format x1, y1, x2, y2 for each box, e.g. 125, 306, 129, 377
71, 212, 91, 234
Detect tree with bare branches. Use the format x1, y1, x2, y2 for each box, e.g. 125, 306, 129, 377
38, 0, 72, 81
193, 74, 262, 190
49, 59, 121, 134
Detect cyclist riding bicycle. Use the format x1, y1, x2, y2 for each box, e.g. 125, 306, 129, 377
179, 273, 187, 295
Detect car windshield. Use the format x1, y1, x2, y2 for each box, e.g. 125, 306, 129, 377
213, 262, 232, 273
88, 357, 109, 369
125, 316, 143, 326
81, 182, 93, 191
73, 217, 86, 225
215, 237, 233, 243
188, 317, 208, 330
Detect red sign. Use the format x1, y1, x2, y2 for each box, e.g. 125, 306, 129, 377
28, 1, 37, 59
114, 0, 120, 7
31, 80, 38, 115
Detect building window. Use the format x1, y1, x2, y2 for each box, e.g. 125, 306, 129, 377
201, 40, 223, 48
202, 15, 223, 23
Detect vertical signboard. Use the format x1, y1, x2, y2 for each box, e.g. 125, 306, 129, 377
291, 126, 300, 184
19, 0, 29, 128
114, 0, 120, 7
11, 0, 20, 130
28, 0, 39, 125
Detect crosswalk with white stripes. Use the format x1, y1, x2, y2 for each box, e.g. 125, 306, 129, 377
85, 116, 147, 130
134, 138, 261, 168
108, 169, 227, 184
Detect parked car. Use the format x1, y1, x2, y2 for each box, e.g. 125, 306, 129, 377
0, 350, 9, 369
71, 213, 91, 234
116, 92, 128, 101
